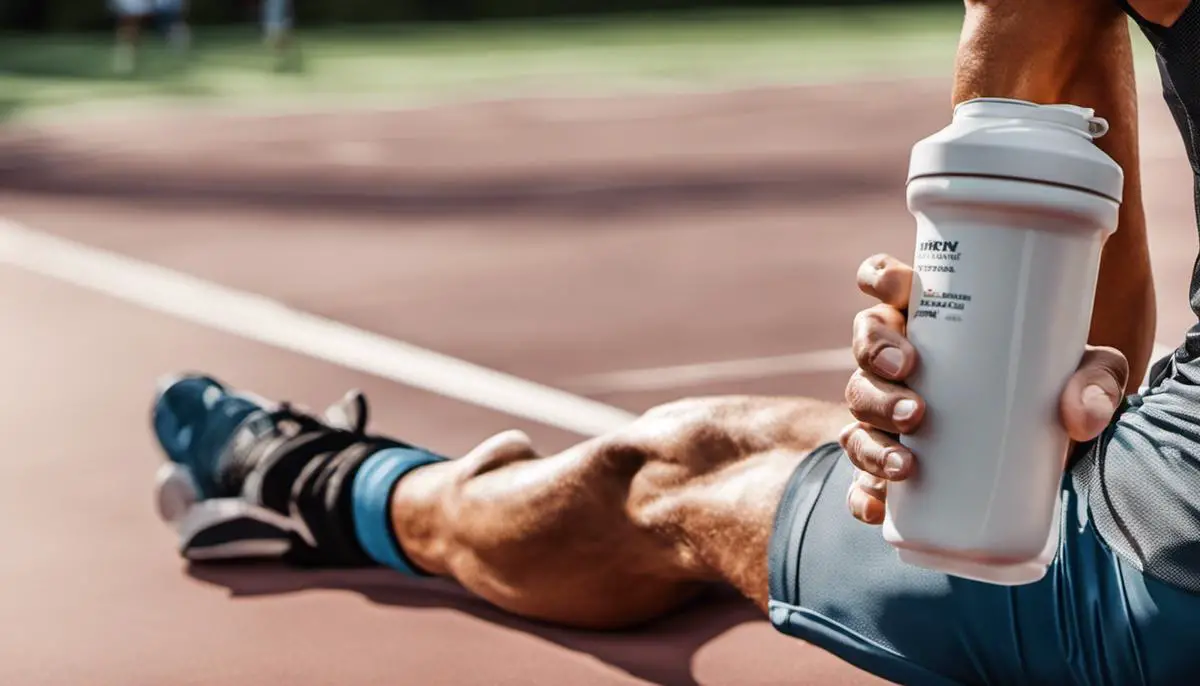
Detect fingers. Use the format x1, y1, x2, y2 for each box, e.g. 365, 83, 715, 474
852, 304, 918, 381
845, 368, 925, 434
857, 254, 915, 310
847, 470, 888, 524
839, 422, 915, 481
853, 255, 919, 382
848, 253, 919, 527
1060, 346, 1130, 442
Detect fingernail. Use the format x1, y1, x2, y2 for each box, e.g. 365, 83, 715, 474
884, 451, 908, 478
857, 261, 880, 289
847, 488, 866, 519
875, 347, 905, 377
1082, 384, 1117, 423
893, 399, 919, 422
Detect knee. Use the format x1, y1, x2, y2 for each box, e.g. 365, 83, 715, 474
615, 402, 747, 526
620, 395, 845, 520
435, 409, 726, 546
621, 398, 745, 474
630, 395, 846, 465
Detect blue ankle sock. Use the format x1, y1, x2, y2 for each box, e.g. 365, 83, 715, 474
352, 447, 446, 576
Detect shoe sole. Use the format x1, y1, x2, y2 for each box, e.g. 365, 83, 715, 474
153, 373, 296, 561
155, 463, 293, 561
155, 462, 199, 526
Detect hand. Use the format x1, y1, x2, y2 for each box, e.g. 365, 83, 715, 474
839, 254, 1130, 525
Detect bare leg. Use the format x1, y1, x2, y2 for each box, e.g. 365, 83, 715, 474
391, 396, 850, 629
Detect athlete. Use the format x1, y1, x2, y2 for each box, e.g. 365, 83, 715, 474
261, 0, 297, 71
152, 0, 1200, 683
110, 0, 153, 74
109, 0, 189, 75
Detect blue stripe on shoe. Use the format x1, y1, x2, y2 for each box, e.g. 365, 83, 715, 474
352, 447, 446, 576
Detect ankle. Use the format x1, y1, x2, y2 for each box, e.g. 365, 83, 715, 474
350, 447, 447, 575
388, 461, 454, 576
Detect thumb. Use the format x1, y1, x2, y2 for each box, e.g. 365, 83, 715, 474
1059, 346, 1129, 443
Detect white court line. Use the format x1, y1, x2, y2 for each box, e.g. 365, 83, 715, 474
0, 219, 637, 438
575, 343, 1182, 395
569, 347, 857, 394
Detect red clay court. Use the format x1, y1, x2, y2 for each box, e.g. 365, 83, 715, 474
0, 78, 1194, 685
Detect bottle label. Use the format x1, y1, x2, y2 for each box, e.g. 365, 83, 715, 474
912, 238, 971, 324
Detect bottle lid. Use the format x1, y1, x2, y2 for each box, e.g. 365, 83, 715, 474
907, 98, 1124, 202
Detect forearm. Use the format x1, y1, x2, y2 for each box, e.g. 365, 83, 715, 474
953, 0, 1156, 390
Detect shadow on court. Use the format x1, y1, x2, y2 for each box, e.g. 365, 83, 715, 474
187, 563, 762, 686
0, 159, 899, 218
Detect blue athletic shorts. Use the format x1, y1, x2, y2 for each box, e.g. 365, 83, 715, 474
767, 438, 1200, 685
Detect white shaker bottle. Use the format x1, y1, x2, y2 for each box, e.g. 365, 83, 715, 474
882, 97, 1124, 585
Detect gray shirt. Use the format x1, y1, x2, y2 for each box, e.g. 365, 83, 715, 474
1074, 1, 1200, 593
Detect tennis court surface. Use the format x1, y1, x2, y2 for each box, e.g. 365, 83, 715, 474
0, 79, 1193, 685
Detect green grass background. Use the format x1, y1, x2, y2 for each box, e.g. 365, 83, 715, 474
0, 6, 1163, 122
0, 6, 965, 121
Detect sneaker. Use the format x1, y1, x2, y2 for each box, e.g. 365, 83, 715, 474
152, 374, 372, 562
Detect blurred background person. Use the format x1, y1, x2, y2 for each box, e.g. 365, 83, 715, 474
156, 0, 191, 53
109, 0, 189, 75
109, 0, 153, 74
262, 0, 298, 71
